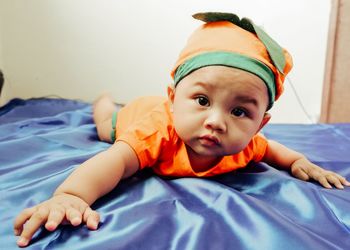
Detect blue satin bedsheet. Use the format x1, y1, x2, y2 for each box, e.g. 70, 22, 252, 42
1, 98, 350, 250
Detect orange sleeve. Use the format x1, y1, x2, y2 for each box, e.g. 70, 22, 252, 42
250, 133, 268, 162
116, 101, 175, 169
116, 96, 167, 136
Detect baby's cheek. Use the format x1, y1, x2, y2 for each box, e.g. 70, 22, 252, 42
225, 135, 251, 154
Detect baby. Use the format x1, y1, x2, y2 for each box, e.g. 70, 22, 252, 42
14, 12, 349, 247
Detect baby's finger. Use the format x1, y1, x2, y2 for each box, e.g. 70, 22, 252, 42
317, 176, 332, 189
325, 174, 344, 189
14, 207, 36, 236
342, 178, 350, 186
335, 174, 350, 187
16, 207, 50, 247
66, 207, 82, 226
45, 206, 65, 231
83, 207, 100, 230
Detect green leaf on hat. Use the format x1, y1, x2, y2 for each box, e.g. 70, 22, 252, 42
193, 12, 240, 26
252, 23, 286, 73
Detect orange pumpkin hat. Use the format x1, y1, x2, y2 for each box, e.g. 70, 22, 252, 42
171, 12, 293, 109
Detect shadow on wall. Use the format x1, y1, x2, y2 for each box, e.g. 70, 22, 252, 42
0, 70, 3, 96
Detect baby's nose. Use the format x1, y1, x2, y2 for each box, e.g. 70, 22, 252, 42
204, 112, 227, 132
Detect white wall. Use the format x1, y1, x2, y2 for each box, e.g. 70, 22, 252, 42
0, 0, 331, 123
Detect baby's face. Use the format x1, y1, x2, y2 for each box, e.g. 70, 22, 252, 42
169, 65, 270, 162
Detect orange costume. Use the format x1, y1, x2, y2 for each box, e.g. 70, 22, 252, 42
116, 96, 268, 177
113, 12, 293, 177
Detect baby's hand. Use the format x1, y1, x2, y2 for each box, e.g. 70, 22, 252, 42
291, 158, 350, 189
14, 193, 100, 247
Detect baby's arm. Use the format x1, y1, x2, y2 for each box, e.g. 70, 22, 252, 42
14, 141, 139, 247
262, 139, 350, 189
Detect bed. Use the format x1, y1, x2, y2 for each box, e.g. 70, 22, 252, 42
1, 98, 350, 249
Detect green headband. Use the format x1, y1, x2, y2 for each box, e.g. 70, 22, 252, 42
174, 51, 276, 109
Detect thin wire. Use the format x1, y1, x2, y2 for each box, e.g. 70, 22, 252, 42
286, 76, 315, 123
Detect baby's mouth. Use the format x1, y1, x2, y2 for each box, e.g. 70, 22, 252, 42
199, 135, 220, 146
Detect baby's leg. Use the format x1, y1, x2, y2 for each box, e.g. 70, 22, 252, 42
93, 93, 116, 143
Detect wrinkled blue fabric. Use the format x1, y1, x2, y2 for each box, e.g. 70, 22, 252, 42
1, 98, 350, 250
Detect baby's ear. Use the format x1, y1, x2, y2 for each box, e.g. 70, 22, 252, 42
167, 84, 175, 104
257, 113, 271, 132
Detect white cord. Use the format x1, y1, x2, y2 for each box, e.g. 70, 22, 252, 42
286, 76, 315, 123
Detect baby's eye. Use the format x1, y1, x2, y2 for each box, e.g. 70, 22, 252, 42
231, 108, 247, 117
196, 96, 210, 106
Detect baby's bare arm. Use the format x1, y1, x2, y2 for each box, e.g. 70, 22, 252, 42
14, 141, 139, 247
262, 139, 350, 189
54, 141, 139, 204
